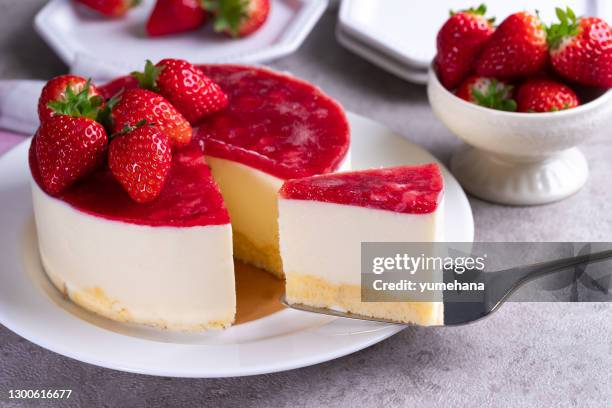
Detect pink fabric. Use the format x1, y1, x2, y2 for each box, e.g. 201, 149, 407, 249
0, 130, 25, 156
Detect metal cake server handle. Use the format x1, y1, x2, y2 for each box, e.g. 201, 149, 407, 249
281, 249, 612, 327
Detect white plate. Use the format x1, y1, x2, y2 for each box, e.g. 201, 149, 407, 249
0, 112, 473, 378
336, 26, 428, 84
339, 0, 609, 70
34, 0, 328, 72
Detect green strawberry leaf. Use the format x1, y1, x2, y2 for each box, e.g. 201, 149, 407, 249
470, 79, 517, 112
131, 60, 163, 92
450, 3, 490, 18
547, 6, 581, 50
209, 0, 250, 37
96, 94, 121, 135
47, 79, 105, 120
112, 119, 151, 139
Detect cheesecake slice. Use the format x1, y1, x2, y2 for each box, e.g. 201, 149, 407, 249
278, 164, 445, 326
195, 65, 350, 277
30, 141, 236, 331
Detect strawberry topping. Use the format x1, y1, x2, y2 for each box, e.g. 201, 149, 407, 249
280, 164, 444, 215
195, 64, 350, 180
34, 115, 108, 195
30, 141, 230, 227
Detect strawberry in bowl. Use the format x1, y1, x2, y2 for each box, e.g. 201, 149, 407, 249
428, 5, 612, 205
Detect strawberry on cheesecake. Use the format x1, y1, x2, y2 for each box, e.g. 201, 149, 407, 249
195, 65, 350, 277
278, 164, 445, 326
29, 60, 350, 330
31, 142, 236, 330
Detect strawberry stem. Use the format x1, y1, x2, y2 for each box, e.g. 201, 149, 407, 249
111, 119, 151, 139
450, 3, 489, 18
96, 94, 120, 135
47, 79, 104, 120
546, 7, 580, 50
205, 0, 250, 37
131, 60, 163, 92
471, 80, 517, 112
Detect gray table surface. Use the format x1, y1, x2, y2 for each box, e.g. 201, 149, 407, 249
1, 1, 611, 407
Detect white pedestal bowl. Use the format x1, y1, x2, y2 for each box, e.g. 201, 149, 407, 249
428, 67, 612, 205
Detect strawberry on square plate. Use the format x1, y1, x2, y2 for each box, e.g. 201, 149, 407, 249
34, 0, 328, 71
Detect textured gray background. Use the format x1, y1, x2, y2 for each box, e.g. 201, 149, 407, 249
1, 1, 612, 407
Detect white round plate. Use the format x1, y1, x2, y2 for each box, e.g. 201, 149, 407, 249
34, 0, 328, 72
0, 112, 473, 378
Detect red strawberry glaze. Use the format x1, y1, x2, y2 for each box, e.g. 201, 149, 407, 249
29, 138, 230, 227
194, 64, 350, 180
280, 164, 444, 215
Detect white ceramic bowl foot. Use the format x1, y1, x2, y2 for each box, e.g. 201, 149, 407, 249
450, 146, 589, 205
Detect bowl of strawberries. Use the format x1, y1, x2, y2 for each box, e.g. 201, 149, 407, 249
428, 5, 612, 205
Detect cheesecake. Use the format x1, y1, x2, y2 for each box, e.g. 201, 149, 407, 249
278, 164, 445, 326
30, 141, 236, 331
29, 63, 352, 331
195, 65, 351, 277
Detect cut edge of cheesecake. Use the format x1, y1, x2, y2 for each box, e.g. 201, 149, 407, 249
278, 164, 445, 327
206, 149, 352, 278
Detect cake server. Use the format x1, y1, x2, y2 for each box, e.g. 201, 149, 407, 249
281, 249, 612, 327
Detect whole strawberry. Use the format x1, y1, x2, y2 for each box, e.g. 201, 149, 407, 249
205, 0, 270, 38
435, 4, 495, 89
133, 59, 228, 124
109, 123, 172, 203
146, 0, 207, 37
475, 11, 548, 78
98, 75, 139, 100
38, 75, 103, 123
548, 7, 612, 88
112, 88, 192, 147
456, 75, 517, 111
74, 0, 140, 17
35, 115, 108, 195
516, 78, 579, 112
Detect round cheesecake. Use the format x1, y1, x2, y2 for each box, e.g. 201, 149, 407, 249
195, 65, 351, 277
30, 141, 236, 331
31, 64, 351, 331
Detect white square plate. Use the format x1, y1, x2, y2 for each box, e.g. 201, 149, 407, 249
35, 0, 328, 72
339, 0, 610, 70
336, 25, 428, 84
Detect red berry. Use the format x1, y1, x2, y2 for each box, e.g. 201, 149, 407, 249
112, 88, 193, 148
456, 75, 517, 111
133, 59, 228, 124
109, 124, 172, 203
475, 11, 548, 78
74, 0, 140, 17
98, 75, 139, 100
35, 115, 108, 195
516, 78, 579, 112
435, 4, 495, 89
206, 0, 270, 38
38, 75, 103, 123
548, 8, 612, 88
146, 0, 207, 37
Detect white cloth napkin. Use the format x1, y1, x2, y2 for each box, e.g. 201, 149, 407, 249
0, 80, 44, 135
0, 53, 127, 136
